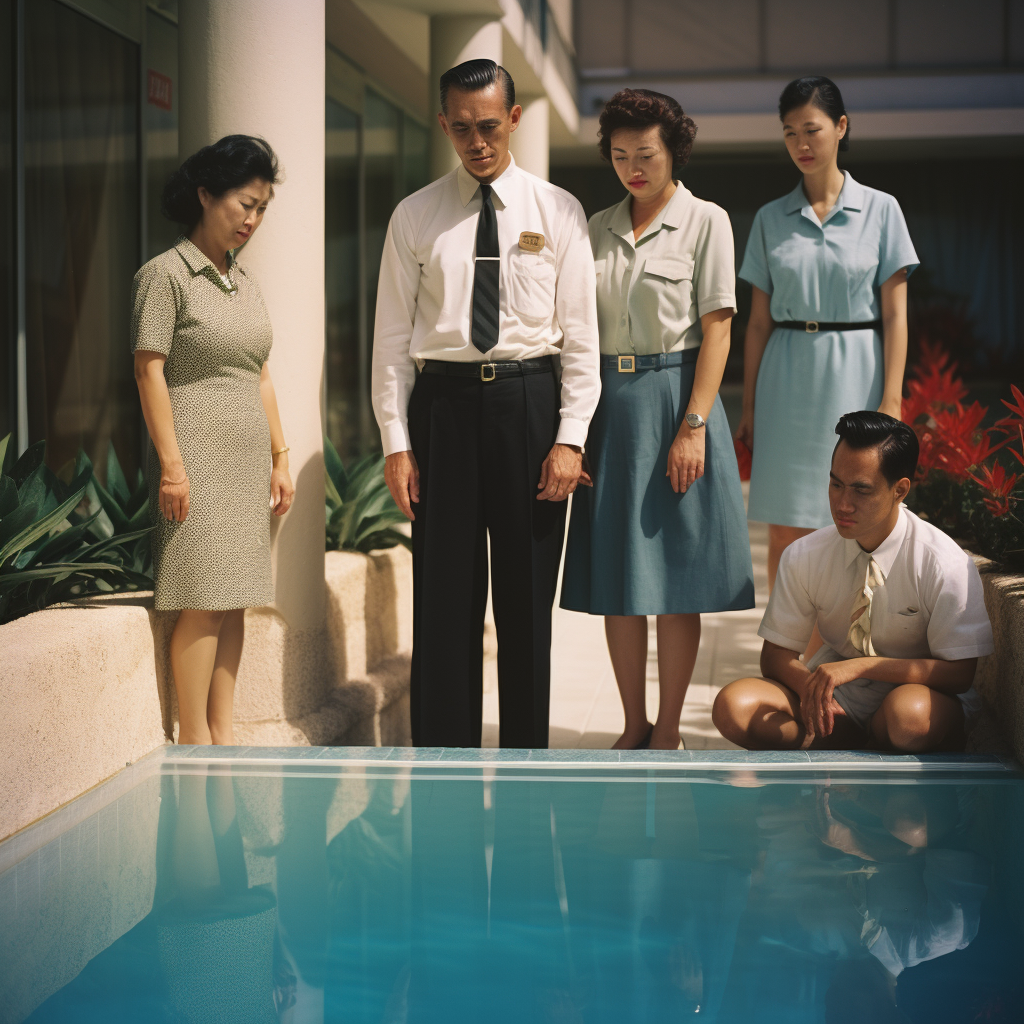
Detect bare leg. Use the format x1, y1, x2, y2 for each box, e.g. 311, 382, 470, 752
871, 684, 966, 753
605, 615, 651, 748
713, 676, 807, 749
768, 524, 822, 660
650, 613, 701, 750
208, 609, 244, 746
172, 772, 220, 900
170, 608, 227, 744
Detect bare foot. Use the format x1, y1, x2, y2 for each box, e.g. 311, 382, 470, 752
612, 723, 653, 749
648, 727, 683, 751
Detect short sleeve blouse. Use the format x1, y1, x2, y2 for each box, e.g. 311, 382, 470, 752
738, 171, 919, 323
589, 183, 737, 355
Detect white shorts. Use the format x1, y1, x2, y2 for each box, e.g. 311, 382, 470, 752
804, 645, 981, 734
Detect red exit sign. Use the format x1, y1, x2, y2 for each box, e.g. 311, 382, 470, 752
147, 70, 172, 111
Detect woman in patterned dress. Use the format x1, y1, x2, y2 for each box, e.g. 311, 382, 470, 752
132, 136, 294, 745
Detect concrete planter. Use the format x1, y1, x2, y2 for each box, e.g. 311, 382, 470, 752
973, 557, 1024, 763
0, 547, 412, 842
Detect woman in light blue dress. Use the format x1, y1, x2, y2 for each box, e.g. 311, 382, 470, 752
735, 77, 919, 594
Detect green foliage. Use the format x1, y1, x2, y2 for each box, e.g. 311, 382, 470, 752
0, 435, 154, 624
324, 436, 412, 554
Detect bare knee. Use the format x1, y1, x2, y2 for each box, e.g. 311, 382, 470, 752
881, 686, 936, 752
713, 680, 765, 742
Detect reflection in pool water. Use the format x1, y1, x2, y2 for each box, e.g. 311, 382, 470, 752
6, 762, 1024, 1024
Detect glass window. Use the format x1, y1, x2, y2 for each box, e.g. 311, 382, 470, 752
402, 118, 429, 199
325, 98, 362, 461
23, 0, 140, 480
0, 0, 12, 440
145, 8, 179, 261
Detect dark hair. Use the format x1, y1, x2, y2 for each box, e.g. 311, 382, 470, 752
779, 76, 850, 151
439, 59, 515, 114
833, 411, 919, 484
161, 135, 280, 229
598, 89, 697, 169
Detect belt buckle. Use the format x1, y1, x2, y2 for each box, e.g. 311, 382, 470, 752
617, 355, 635, 373
805, 320, 819, 333
480, 363, 496, 382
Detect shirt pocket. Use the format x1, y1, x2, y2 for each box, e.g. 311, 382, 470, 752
507, 248, 557, 326
637, 256, 695, 338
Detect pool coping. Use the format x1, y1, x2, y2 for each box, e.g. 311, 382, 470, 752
2, 744, 1019, 873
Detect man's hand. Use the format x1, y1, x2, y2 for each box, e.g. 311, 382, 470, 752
385, 450, 420, 521
802, 659, 867, 738
667, 423, 705, 494
537, 444, 583, 501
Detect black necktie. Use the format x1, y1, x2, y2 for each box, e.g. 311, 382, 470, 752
471, 183, 500, 354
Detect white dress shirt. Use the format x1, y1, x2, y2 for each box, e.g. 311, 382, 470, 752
760, 506, 994, 662
371, 155, 601, 456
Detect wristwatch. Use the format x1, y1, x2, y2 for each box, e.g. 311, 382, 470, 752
685, 412, 706, 430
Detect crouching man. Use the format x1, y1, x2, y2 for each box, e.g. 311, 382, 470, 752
713, 411, 993, 752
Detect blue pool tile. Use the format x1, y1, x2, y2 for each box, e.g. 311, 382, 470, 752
808, 751, 883, 762
388, 747, 445, 761
239, 745, 326, 759
168, 745, 253, 759
317, 746, 396, 761
441, 748, 533, 762
618, 749, 693, 764
529, 749, 622, 763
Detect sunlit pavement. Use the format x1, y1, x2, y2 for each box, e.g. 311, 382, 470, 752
483, 487, 767, 750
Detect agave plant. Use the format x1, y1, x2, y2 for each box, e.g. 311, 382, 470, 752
324, 436, 411, 554
0, 435, 153, 624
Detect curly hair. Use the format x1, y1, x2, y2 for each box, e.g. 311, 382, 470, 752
598, 89, 697, 168
161, 135, 281, 229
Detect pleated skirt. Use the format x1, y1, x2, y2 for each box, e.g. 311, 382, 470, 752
560, 353, 755, 616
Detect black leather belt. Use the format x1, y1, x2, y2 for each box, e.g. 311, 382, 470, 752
600, 350, 698, 372
777, 319, 882, 333
421, 357, 554, 381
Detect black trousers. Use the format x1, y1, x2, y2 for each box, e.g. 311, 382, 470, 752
408, 365, 567, 748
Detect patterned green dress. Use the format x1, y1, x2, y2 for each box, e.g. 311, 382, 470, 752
130, 238, 274, 610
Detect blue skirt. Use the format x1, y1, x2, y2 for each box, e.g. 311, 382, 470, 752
560, 353, 755, 616
748, 327, 883, 529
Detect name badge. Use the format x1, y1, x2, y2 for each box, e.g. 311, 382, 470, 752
518, 231, 545, 253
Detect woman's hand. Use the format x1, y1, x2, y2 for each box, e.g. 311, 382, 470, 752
878, 394, 903, 420
159, 464, 190, 522
271, 460, 295, 516
667, 424, 705, 494
734, 408, 754, 451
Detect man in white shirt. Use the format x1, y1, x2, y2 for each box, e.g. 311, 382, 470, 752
713, 411, 993, 752
372, 59, 600, 748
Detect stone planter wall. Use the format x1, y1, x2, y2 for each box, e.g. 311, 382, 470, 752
0, 547, 412, 843
973, 557, 1024, 763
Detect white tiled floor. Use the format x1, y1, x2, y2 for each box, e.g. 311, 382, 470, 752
482, 495, 769, 750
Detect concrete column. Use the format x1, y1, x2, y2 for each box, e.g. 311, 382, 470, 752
429, 16, 502, 180
178, 0, 326, 629
509, 95, 550, 180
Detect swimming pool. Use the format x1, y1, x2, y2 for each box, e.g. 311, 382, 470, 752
2, 747, 1022, 1023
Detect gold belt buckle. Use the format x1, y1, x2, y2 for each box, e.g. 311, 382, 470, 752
805, 320, 819, 333
617, 355, 635, 373
480, 363, 496, 382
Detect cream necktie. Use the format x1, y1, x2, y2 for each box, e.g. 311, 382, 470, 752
847, 554, 884, 657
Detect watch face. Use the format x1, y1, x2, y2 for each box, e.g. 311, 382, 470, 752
686, 413, 704, 428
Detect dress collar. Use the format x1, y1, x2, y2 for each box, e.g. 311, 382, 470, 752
175, 236, 239, 277
457, 154, 517, 208
607, 181, 690, 246
843, 505, 909, 579
783, 170, 865, 221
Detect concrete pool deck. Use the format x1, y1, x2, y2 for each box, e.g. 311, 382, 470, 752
482, 518, 770, 751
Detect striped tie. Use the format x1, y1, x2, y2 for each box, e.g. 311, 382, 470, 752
471, 183, 500, 353
847, 554, 884, 657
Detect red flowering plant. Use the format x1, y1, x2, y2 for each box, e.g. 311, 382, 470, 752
902, 341, 1024, 570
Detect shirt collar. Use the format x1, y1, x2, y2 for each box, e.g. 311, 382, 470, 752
843, 505, 909, 578
457, 153, 517, 208
783, 170, 865, 219
607, 181, 689, 245
175, 236, 238, 277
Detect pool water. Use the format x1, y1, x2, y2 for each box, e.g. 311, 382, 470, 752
2, 750, 1023, 1024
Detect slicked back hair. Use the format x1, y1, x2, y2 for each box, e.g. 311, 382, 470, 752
833, 411, 919, 485
440, 59, 515, 115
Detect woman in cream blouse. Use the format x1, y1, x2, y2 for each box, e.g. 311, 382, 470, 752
561, 89, 754, 751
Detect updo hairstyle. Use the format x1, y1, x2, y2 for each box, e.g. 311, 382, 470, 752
778, 76, 850, 151
161, 135, 281, 229
598, 89, 697, 169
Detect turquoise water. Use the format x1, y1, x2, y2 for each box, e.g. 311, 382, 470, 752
2, 753, 1023, 1024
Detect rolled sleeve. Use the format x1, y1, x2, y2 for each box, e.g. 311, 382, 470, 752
925, 557, 995, 660
758, 543, 817, 653
130, 263, 176, 356
738, 208, 773, 295
876, 196, 920, 286
371, 205, 421, 456
554, 200, 601, 446
696, 205, 738, 317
